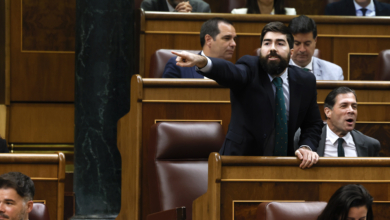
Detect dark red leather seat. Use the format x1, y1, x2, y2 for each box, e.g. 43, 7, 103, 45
375, 49, 390, 80
29, 203, 50, 220
256, 202, 327, 220
147, 122, 225, 220
149, 49, 200, 78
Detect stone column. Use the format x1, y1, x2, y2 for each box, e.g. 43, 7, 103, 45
73, 0, 134, 219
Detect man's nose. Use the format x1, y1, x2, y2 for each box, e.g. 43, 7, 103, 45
298, 44, 306, 52
0, 203, 5, 212
230, 39, 236, 47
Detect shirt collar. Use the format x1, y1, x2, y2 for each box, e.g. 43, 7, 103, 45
353, 0, 375, 11
326, 124, 354, 146
166, 0, 175, 12
267, 68, 288, 83
290, 57, 314, 71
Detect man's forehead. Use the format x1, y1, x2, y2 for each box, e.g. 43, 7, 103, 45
335, 93, 357, 103
293, 32, 315, 41
263, 31, 287, 41
217, 22, 235, 33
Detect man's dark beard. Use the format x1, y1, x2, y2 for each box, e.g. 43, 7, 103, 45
259, 50, 290, 77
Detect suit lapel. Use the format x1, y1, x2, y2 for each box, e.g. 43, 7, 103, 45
317, 125, 326, 156
288, 67, 303, 132
344, 0, 357, 15
259, 62, 275, 113
351, 130, 367, 156
374, 0, 384, 15
313, 57, 322, 79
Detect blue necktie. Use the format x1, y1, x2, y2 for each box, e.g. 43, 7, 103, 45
272, 77, 288, 156
361, 8, 367, 16
337, 138, 345, 157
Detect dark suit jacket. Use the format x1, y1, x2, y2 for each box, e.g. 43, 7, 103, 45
0, 138, 9, 153
141, 0, 211, 12
163, 55, 204, 78
325, 0, 390, 16
203, 55, 323, 156
316, 125, 381, 156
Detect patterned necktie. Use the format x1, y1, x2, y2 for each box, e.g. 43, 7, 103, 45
361, 8, 367, 16
272, 77, 288, 156
337, 138, 345, 157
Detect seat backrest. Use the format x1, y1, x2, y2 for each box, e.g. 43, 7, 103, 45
254, 48, 321, 59
149, 49, 200, 78
147, 122, 225, 220
256, 202, 327, 220
225, 0, 246, 12
375, 49, 390, 80
29, 203, 50, 220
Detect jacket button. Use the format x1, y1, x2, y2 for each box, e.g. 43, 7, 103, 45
263, 133, 267, 138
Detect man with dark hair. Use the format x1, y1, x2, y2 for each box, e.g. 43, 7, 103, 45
288, 15, 343, 80
141, 0, 210, 13
163, 17, 236, 78
0, 172, 34, 220
325, 0, 390, 16
172, 21, 323, 169
319, 86, 380, 156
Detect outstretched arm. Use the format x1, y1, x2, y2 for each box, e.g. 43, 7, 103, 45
171, 51, 208, 68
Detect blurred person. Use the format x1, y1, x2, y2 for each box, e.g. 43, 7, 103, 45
288, 15, 343, 80
163, 17, 237, 78
0, 172, 34, 220
325, 0, 390, 16
141, 0, 210, 13
231, 0, 296, 15
317, 184, 373, 220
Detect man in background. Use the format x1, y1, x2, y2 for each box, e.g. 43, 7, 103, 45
288, 15, 343, 80
163, 17, 237, 78
319, 87, 380, 156
325, 0, 390, 16
0, 172, 34, 220
141, 0, 211, 13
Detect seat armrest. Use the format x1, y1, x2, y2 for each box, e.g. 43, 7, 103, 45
146, 207, 186, 220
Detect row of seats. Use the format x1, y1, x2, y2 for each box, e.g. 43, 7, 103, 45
149, 48, 390, 80
146, 121, 328, 220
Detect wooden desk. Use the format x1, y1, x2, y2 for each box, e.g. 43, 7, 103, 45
194, 154, 390, 220
0, 153, 65, 220
116, 76, 390, 220
141, 12, 390, 80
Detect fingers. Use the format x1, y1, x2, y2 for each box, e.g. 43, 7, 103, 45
175, 2, 192, 12
297, 149, 319, 169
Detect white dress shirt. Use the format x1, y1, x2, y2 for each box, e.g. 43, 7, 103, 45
290, 57, 314, 73
324, 125, 357, 157
354, 0, 376, 16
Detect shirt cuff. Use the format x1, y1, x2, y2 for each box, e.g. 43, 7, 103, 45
195, 56, 212, 73
299, 145, 312, 151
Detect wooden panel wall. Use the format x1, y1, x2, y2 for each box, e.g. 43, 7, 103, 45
141, 13, 390, 80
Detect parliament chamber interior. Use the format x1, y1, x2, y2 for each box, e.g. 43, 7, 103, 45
1, 0, 390, 219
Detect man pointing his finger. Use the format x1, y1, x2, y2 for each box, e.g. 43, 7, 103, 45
173, 21, 323, 169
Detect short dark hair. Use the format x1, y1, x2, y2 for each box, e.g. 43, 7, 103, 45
288, 15, 317, 39
246, 0, 286, 14
0, 172, 35, 201
200, 17, 233, 48
317, 184, 373, 220
324, 87, 357, 110
260, 21, 294, 49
